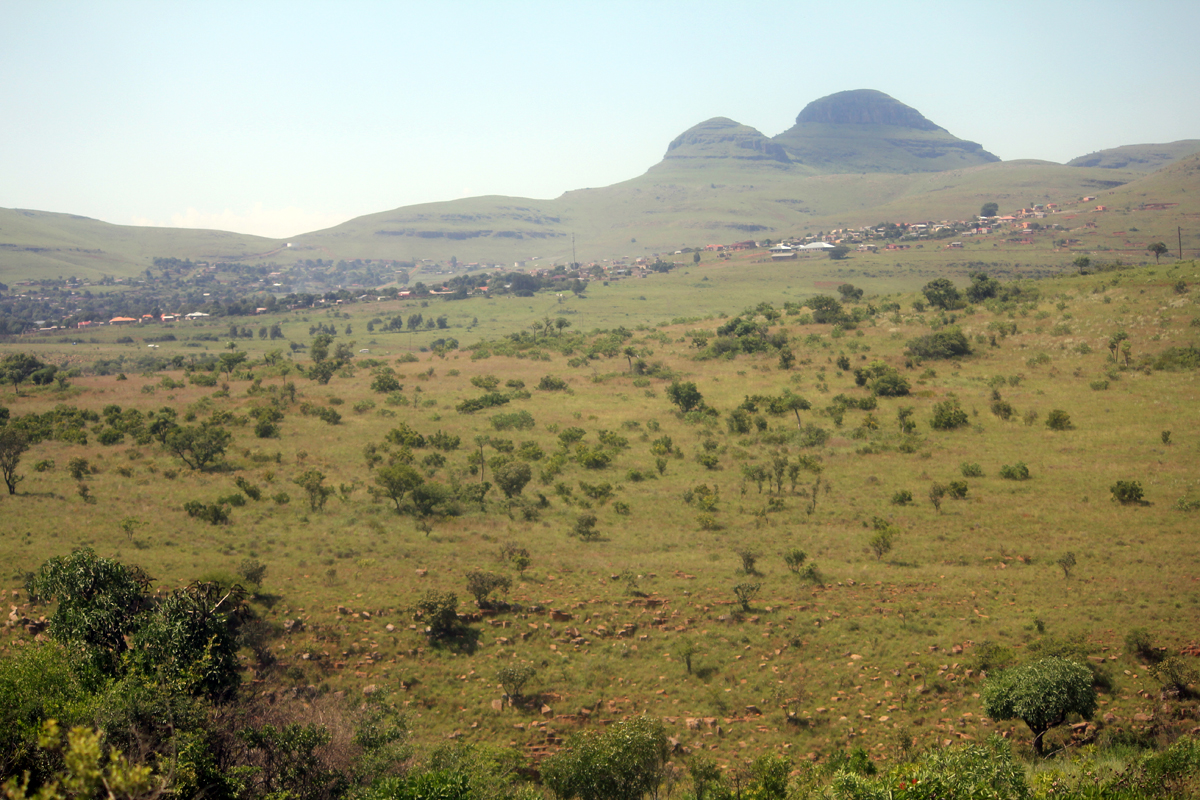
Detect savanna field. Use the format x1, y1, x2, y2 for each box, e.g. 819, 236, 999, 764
2, 253, 1199, 798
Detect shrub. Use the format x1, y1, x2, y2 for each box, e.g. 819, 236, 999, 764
1124, 628, 1165, 663
733, 582, 761, 611
947, 480, 968, 499
414, 591, 461, 640
890, 489, 912, 505
1111, 480, 1144, 505
573, 512, 599, 541
930, 397, 969, 430
783, 548, 807, 573
497, 664, 536, 702
905, 327, 972, 360
960, 462, 983, 477
537, 375, 568, 391
735, 549, 760, 575
465, 569, 511, 608
1046, 409, 1073, 430
491, 410, 535, 430
1000, 462, 1030, 480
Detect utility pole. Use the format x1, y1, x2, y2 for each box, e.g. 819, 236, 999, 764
1179, 227, 1184, 260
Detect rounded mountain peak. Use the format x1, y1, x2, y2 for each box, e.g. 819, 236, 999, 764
795, 89, 944, 132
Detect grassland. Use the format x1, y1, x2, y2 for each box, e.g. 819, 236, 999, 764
2, 249, 1198, 784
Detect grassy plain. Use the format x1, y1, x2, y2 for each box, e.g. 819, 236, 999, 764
2, 251, 1199, 776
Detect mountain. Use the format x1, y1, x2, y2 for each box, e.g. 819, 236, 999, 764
2, 89, 1194, 281
1066, 140, 1200, 171
770, 89, 1000, 173
654, 117, 794, 169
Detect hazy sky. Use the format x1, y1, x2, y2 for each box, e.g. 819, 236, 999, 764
3, 0, 1198, 239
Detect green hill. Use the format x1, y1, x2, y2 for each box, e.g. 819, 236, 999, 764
1067, 139, 1200, 171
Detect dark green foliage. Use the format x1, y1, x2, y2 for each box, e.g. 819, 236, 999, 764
783, 548, 807, 573
1046, 409, 1073, 430
490, 410, 535, 430
807, 295, 847, 324
30, 548, 152, 672
293, 468, 334, 512
465, 569, 511, 609
386, 423, 426, 448
456, 392, 510, 414
1111, 480, 1144, 505
496, 664, 536, 702
666, 381, 704, 412
493, 461, 532, 498
947, 480, 969, 499
982, 657, 1097, 755
1124, 628, 1164, 663
370, 372, 402, 393
542, 715, 668, 800
930, 397, 969, 430
573, 512, 599, 541
537, 375, 569, 391
906, 327, 972, 360
235, 723, 351, 800
891, 489, 912, 505
374, 464, 424, 512
415, 591, 462, 640
184, 500, 232, 525
0, 425, 30, 493
428, 430, 461, 451
1000, 462, 1030, 480
163, 423, 231, 471
832, 737, 1027, 799
733, 582, 761, 611
922, 277, 962, 310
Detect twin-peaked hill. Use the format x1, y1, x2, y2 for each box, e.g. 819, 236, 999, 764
2, 90, 1198, 281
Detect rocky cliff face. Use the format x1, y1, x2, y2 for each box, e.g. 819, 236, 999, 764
792, 88, 944, 130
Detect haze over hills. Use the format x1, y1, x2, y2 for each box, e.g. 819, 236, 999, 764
1, 89, 1197, 281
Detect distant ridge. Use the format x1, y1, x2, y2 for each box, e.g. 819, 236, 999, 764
1067, 140, 1200, 171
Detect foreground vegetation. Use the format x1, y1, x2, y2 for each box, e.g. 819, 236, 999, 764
2, 256, 1199, 798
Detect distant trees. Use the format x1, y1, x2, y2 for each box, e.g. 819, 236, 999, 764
1148, 242, 1169, 264
828, 245, 851, 260
1, 353, 46, 396
163, 424, 231, 471
980, 202, 999, 217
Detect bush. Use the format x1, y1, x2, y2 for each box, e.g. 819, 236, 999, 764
1046, 409, 1073, 430
905, 327, 972, 360
537, 375, 568, 391
414, 591, 461, 640
1111, 480, 1144, 505
497, 664, 536, 702
890, 489, 912, 505
930, 397, 969, 430
960, 462, 984, 477
1000, 462, 1030, 480
1125, 628, 1165, 663
465, 569, 511, 608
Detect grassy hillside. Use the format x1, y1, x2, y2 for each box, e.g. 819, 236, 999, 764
3, 254, 1198, 786
1066, 140, 1200, 171
0, 207, 281, 281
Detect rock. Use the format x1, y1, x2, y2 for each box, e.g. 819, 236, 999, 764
385, 623, 396, 633
541, 704, 553, 717
550, 610, 573, 622
745, 705, 762, 715
363, 684, 378, 696
686, 718, 701, 730
416, 569, 428, 578
336, 605, 349, 615
492, 699, 504, 711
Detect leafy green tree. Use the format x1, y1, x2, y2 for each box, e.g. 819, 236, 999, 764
31, 548, 152, 672
217, 351, 247, 379
1, 353, 46, 396
733, 582, 761, 611
980, 202, 999, 217
982, 657, 1097, 755
465, 569, 511, 609
1148, 242, 1169, 264
163, 424, 231, 471
414, 591, 462, 641
0, 426, 30, 494
922, 278, 962, 310
493, 461, 532, 499
293, 468, 334, 512
542, 715, 669, 800
666, 381, 703, 413
131, 581, 246, 701
496, 664, 536, 703
828, 245, 851, 260
374, 464, 424, 512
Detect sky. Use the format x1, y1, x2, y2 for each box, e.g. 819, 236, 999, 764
3, 0, 1199, 240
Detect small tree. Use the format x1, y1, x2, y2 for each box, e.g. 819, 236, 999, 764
493, 461, 532, 499
1111, 480, 1144, 505
542, 715, 669, 800
869, 528, 895, 560
675, 638, 698, 675
928, 482, 947, 513
783, 548, 807, 574
733, 582, 761, 612
465, 569, 511, 609
735, 548, 760, 575
1057, 551, 1076, 579
414, 591, 461, 641
573, 512, 599, 541
1148, 242, 1169, 264
0, 427, 30, 494
374, 463, 423, 512
293, 468, 334, 512
980, 202, 999, 218
497, 664, 536, 704
666, 381, 704, 413
982, 657, 1097, 755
